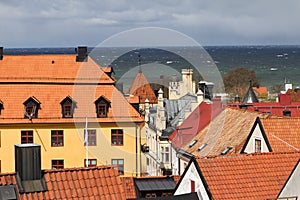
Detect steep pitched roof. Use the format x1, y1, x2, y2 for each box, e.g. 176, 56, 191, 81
194, 152, 300, 200
129, 71, 157, 104
0, 54, 143, 123
0, 166, 126, 200
243, 85, 259, 103
261, 118, 300, 152
183, 107, 278, 156
169, 100, 224, 150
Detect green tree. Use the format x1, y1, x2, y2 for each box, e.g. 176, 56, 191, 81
223, 67, 260, 98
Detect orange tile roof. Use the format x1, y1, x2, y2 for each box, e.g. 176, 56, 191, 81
261, 118, 300, 152
183, 107, 279, 156
129, 71, 157, 104
0, 165, 126, 200
0, 54, 143, 123
195, 152, 300, 200
0, 55, 114, 84
252, 86, 268, 95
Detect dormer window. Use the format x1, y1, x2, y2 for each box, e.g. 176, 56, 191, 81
95, 96, 110, 118
60, 96, 77, 118
23, 97, 41, 119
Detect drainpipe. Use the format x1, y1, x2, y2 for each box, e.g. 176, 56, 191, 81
135, 123, 138, 176
139, 123, 142, 176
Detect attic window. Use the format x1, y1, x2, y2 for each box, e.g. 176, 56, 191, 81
221, 146, 232, 155
95, 96, 111, 118
23, 97, 41, 119
188, 140, 197, 148
60, 96, 77, 118
197, 143, 207, 152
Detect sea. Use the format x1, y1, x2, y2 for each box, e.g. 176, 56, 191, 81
4, 45, 300, 90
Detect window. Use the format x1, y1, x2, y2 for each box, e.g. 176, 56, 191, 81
111, 129, 123, 145
51, 130, 64, 147
97, 104, 107, 117
161, 146, 170, 163
84, 159, 97, 167
60, 96, 76, 118
84, 130, 96, 146
95, 96, 110, 118
191, 180, 195, 192
23, 97, 40, 119
145, 193, 157, 198
112, 159, 124, 175
21, 130, 33, 144
255, 138, 262, 153
52, 160, 64, 169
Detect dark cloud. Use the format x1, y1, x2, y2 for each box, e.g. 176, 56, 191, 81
0, 0, 299, 47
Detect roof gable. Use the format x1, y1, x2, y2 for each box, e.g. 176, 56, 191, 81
182, 107, 275, 157
241, 117, 272, 153
243, 85, 259, 103
174, 158, 211, 199
278, 159, 300, 198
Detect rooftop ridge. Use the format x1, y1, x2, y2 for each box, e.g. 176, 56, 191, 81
198, 151, 300, 160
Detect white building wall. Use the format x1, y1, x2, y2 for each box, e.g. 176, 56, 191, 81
243, 124, 270, 153
174, 162, 210, 200
278, 162, 300, 199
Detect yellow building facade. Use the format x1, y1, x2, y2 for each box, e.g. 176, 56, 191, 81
0, 47, 145, 176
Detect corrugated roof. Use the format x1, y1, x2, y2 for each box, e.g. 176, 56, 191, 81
261, 118, 300, 152
195, 152, 300, 200
183, 107, 278, 156
135, 177, 176, 191
0, 166, 126, 200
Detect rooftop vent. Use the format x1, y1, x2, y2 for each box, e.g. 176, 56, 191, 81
221, 146, 232, 155
0, 47, 3, 60
197, 143, 207, 152
15, 144, 47, 193
188, 140, 197, 148
76, 46, 88, 62
283, 110, 291, 117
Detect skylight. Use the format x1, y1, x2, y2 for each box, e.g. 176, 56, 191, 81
188, 140, 197, 148
221, 147, 232, 155
197, 143, 207, 152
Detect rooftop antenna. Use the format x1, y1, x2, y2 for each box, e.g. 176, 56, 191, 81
138, 53, 142, 73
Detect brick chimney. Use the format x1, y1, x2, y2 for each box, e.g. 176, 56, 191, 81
0, 47, 3, 60
76, 46, 88, 62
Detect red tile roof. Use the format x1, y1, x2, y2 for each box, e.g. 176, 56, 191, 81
195, 152, 300, 200
0, 54, 143, 123
0, 166, 126, 200
129, 71, 157, 104
183, 107, 277, 156
169, 100, 224, 150
261, 118, 300, 152
228, 96, 300, 117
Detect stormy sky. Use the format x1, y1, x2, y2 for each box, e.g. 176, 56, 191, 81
1, 0, 300, 47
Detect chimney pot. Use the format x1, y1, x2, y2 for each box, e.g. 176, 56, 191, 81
0, 47, 3, 60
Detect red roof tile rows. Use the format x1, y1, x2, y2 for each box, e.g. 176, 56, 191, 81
0, 166, 126, 200
195, 152, 300, 200
0, 54, 143, 123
